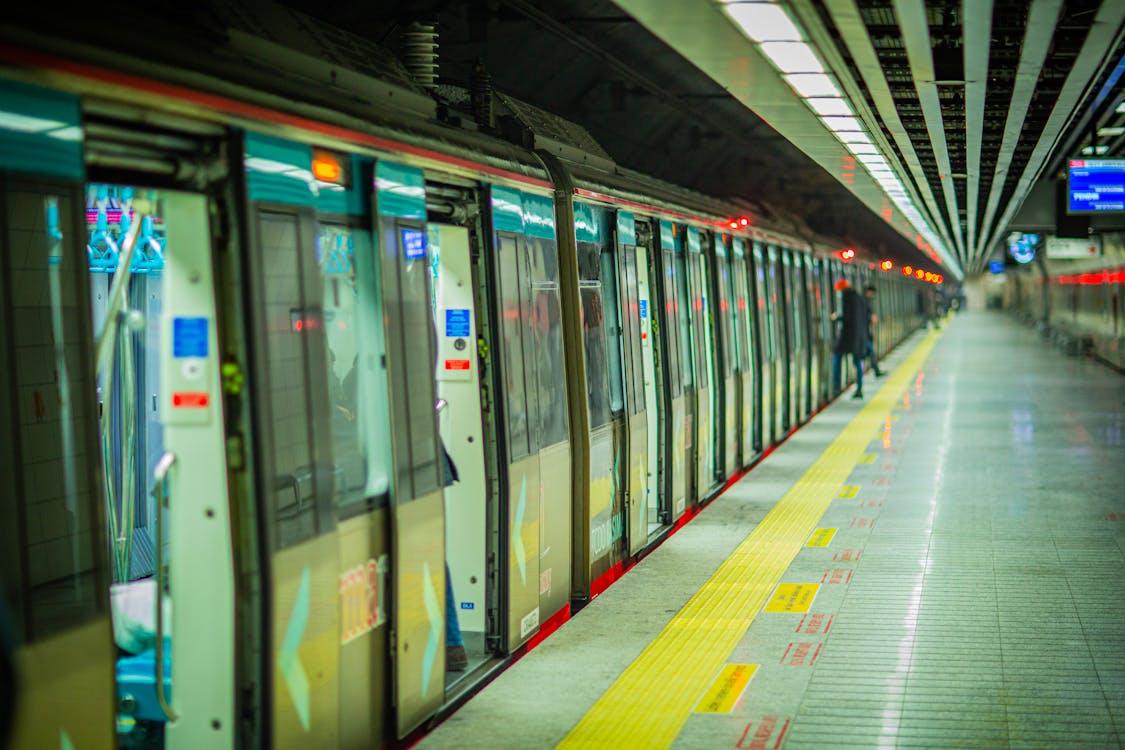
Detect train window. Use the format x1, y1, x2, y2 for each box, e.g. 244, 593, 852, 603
690, 254, 710, 389
496, 232, 533, 459
527, 236, 569, 447
716, 254, 734, 378
578, 242, 612, 429
600, 249, 626, 416
316, 224, 390, 508
662, 251, 683, 397
2, 185, 104, 640
675, 251, 694, 389
376, 219, 440, 503
258, 210, 331, 545
733, 258, 753, 372
621, 248, 645, 416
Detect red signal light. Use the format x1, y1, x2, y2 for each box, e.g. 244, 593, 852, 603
880, 260, 894, 271
739, 216, 750, 227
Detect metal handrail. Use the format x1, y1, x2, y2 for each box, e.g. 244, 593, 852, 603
152, 451, 178, 722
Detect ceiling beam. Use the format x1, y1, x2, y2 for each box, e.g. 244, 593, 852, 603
811, 0, 959, 276
894, 0, 967, 266
974, 0, 1062, 267
980, 0, 1125, 273
962, 0, 992, 266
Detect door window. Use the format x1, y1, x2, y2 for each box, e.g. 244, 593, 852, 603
1, 184, 104, 640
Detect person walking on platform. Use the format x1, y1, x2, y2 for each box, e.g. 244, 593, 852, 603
863, 284, 884, 377
831, 278, 869, 400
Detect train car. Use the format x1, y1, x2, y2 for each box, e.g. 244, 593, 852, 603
1009, 260, 1125, 369
0, 8, 932, 750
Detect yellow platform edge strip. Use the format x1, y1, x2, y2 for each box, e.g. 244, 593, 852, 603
557, 329, 943, 750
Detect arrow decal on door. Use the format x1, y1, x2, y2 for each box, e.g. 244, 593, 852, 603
278, 565, 311, 731
421, 561, 442, 697
511, 474, 527, 585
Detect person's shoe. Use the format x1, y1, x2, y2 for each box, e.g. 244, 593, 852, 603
446, 644, 468, 672
874, 369, 885, 377
851, 391, 864, 400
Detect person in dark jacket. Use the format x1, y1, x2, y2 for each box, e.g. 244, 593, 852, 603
830, 279, 870, 399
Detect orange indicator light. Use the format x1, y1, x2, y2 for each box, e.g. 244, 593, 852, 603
312, 157, 342, 182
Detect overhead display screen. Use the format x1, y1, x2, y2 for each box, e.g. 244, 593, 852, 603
1068, 159, 1125, 213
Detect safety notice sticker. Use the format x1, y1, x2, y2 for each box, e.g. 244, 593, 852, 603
764, 583, 819, 613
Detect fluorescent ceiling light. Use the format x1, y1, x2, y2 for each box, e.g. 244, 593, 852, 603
806, 98, 852, 117
1097, 126, 1125, 137
1080, 145, 1110, 155
834, 131, 872, 145
783, 73, 840, 98
724, 3, 803, 42
822, 115, 864, 132
759, 42, 824, 73
845, 142, 878, 155
1117, 101, 1125, 114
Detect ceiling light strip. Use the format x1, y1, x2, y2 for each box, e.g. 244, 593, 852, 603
980, 0, 1125, 272
724, 0, 959, 276
962, 0, 993, 267
894, 0, 968, 266
974, 0, 1063, 266
817, 0, 961, 277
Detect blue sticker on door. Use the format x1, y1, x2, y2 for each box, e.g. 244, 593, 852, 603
446, 309, 470, 337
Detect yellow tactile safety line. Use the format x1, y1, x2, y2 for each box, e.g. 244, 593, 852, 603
557, 328, 944, 750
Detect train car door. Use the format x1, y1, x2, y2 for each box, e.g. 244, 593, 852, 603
756, 244, 783, 443
427, 214, 491, 685
805, 255, 824, 410
687, 228, 718, 497
615, 212, 657, 554
372, 161, 446, 737
657, 221, 688, 522
1, 83, 116, 749
489, 187, 571, 648
634, 219, 663, 538
671, 225, 696, 513
785, 250, 809, 423
573, 201, 628, 591
731, 239, 757, 462
714, 236, 739, 477
775, 248, 796, 431
314, 157, 395, 749
40, 105, 236, 749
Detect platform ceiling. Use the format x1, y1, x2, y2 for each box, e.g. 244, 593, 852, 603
276, 0, 1125, 277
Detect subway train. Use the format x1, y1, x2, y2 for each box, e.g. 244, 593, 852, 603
0, 13, 933, 750
1007, 261, 1125, 370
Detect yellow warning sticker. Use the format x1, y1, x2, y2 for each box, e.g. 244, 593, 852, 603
806, 528, 837, 547
858, 454, 876, 464
694, 664, 758, 713
764, 583, 819, 613
837, 485, 859, 499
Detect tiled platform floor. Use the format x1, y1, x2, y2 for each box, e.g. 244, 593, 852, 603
419, 313, 1125, 749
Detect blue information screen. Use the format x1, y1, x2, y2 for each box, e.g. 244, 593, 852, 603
1068, 159, 1125, 213
172, 317, 208, 358
401, 227, 426, 259
445, 309, 470, 337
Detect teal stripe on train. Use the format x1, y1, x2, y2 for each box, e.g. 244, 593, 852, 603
493, 187, 558, 239
659, 220, 675, 251
376, 160, 426, 220
616, 211, 635, 247
245, 132, 316, 206
687, 226, 702, 254
317, 155, 371, 216
0, 80, 83, 180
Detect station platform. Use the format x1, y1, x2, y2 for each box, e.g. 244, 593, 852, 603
418, 312, 1125, 750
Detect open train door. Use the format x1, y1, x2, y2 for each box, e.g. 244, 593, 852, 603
615, 211, 657, 554
0, 81, 116, 749
373, 161, 447, 738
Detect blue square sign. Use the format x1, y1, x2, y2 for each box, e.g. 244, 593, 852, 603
172, 317, 208, 358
